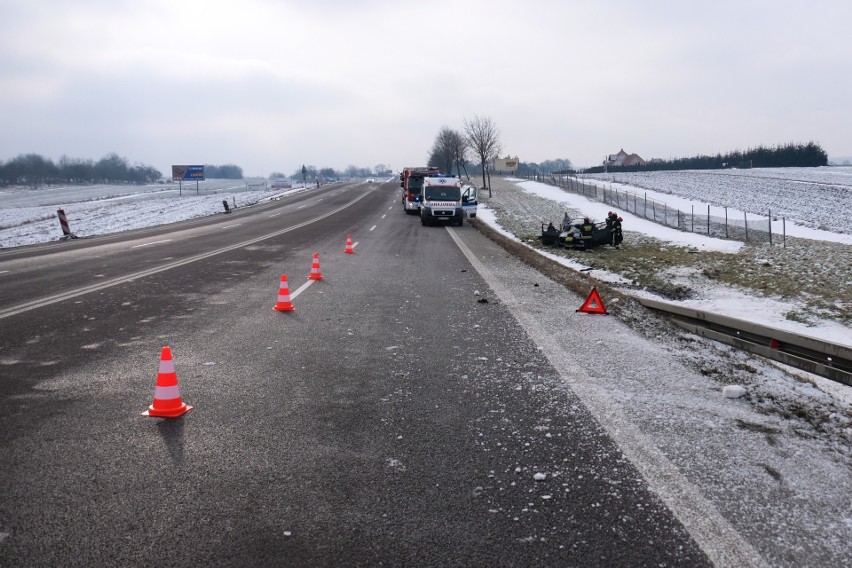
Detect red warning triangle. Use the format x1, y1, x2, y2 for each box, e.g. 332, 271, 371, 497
577, 287, 608, 314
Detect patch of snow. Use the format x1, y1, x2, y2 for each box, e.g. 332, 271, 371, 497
722, 385, 747, 399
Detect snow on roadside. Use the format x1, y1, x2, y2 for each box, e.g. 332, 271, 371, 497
0, 182, 312, 248
476, 179, 852, 349
514, 180, 745, 252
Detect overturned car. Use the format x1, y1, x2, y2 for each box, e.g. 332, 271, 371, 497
540, 219, 613, 250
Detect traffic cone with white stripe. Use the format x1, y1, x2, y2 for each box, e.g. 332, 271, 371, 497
273, 274, 295, 312
143, 346, 192, 418
344, 234, 355, 254
308, 252, 323, 280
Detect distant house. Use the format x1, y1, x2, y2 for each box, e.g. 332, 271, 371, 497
494, 157, 520, 173
604, 149, 646, 168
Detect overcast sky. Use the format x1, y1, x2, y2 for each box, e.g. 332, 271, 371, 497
1, 0, 850, 176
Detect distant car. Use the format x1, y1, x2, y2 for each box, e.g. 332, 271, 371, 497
366, 179, 374, 183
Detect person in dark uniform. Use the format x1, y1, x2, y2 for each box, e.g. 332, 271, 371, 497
607, 211, 618, 245
580, 217, 594, 249
612, 216, 623, 248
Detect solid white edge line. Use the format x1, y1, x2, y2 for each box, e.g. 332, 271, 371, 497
445, 226, 768, 568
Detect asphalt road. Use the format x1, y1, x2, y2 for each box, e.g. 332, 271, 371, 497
0, 181, 710, 566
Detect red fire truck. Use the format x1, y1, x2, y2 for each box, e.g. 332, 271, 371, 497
400, 166, 440, 214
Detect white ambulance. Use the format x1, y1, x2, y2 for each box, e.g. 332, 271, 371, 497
420, 175, 464, 226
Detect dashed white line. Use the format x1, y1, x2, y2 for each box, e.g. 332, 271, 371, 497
131, 239, 173, 249
369, 225, 377, 231
221, 224, 241, 229
290, 279, 315, 299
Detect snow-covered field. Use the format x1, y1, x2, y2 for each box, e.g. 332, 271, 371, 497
0, 179, 311, 247
581, 166, 852, 235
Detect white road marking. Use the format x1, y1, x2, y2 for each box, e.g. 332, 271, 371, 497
221, 224, 241, 229
269, 213, 282, 217
381, 214, 386, 219
131, 239, 173, 249
369, 225, 377, 231
0, 270, 9, 274
290, 279, 314, 299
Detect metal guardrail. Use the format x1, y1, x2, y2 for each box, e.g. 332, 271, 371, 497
637, 297, 852, 386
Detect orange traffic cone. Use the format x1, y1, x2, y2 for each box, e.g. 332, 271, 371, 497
308, 252, 323, 280
576, 287, 608, 315
273, 274, 295, 312
344, 234, 355, 254
143, 346, 192, 418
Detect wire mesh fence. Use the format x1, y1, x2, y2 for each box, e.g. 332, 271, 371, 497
529, 173, 786, 246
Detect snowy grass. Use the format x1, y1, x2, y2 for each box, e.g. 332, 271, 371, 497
479, 176, 852, 342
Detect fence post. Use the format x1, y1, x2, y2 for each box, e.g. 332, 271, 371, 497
768, 209, 773, 245
644, 193, 647, 220
707, 205, 710, 236
725, 206, 728, 238
691, 205, 694, 232
783, 217, 786, 248
664, 203, 668, 226
744, 211, 749, 242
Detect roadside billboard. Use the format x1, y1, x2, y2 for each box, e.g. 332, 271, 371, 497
172, 165, 205, 181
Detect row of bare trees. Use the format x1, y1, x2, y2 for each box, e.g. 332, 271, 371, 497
427, 115, 502, 197
0, 152, 163, 188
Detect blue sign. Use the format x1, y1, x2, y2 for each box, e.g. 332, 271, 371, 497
172, 165, 205, 181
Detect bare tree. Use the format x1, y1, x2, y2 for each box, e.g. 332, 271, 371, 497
446, 129, 468, 178
463, 115, 501, 197
427, 127, 466, 175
